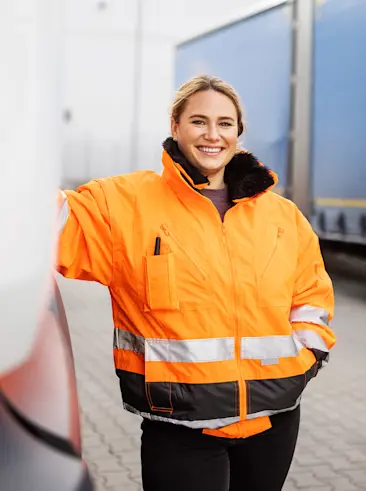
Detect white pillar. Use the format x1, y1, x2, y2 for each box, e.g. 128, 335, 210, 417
290, 0, 314, 217
0, 0, 62, 374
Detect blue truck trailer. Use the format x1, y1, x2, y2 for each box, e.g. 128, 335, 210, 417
175, 0, 366, 245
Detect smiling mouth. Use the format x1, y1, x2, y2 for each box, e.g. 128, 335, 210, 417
196, 146, 224, 156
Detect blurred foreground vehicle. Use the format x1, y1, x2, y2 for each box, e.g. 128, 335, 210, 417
0, 1, 93, 489
175, 0, 366, 246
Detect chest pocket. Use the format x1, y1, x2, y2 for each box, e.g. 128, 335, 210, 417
143, 224, 212, 312
257, 224, 296, 307
144, 253, 180, 311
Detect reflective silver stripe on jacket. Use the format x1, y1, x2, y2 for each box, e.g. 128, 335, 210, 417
240, 334, 304, 362
290, 305, 330, 327
114, 329, 235, 363
115, 328, 328, 365
124, 403, 240, 429
59, 191, 69, 234
145, 337, 235, 363
240, 331, 328, 365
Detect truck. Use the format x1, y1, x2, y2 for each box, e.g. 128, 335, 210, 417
0, 2, 93, 489
175, 0, 366, 245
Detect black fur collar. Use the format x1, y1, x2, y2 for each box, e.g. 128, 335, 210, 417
163, 137, 275, 202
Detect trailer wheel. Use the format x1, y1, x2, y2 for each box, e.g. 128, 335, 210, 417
360, 214, 366, 237
318, 211, 327, 233
337, 212, 347, 235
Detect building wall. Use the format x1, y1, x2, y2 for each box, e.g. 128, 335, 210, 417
61, 0, 263, 186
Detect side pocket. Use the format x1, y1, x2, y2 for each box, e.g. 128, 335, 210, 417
144, 253, 180, 311
145, 382, 173, 413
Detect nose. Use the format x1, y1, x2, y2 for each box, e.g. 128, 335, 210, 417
205, 123, 220, 142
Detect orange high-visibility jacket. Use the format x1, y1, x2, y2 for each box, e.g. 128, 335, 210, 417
58, 138, 336, 438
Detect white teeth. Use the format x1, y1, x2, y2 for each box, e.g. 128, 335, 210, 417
198, 147, 222, 154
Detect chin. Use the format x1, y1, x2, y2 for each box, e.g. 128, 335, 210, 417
198, 157, 226, 170
198, 165, 226, 177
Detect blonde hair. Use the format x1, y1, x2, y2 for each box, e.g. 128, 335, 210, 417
171, 75, 245, 136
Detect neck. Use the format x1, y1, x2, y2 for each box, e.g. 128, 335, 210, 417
206, 169, 226, 190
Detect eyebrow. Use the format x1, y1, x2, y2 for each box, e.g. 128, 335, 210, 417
189, 114, 235, 122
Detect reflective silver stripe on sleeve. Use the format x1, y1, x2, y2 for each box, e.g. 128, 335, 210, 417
241, 335, 304, 362
293, 329, 329, 353
59, 191, 69, 234
290, 305, 330, 327
145, 337, 235, 363
114, 329, 145, 355
124, 403, 240, 429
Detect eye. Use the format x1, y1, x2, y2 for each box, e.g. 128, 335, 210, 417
192, 120, 205, 125
220, 121, 234, 127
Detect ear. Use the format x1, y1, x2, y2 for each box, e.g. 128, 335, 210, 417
171, 118, 178, 141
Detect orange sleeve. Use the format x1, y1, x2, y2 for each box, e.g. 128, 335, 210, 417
290, 208, 336, 365
57, 180, 113, 286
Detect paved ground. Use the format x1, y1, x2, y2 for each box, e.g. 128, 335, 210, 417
57, 261, 366, 491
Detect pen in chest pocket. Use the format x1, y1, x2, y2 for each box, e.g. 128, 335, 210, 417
154, 237, 161, 255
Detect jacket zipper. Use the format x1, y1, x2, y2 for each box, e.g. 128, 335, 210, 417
200, 196, 247, 422
222, 222, 246, 422
160, 224, 207, 280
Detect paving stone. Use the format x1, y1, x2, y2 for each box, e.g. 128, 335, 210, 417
292, 472, 328, 488
103, 471, 138, 487
328, 457, 360, 471
93, 457, 126, 472
345, 449, 366, 463
342, 469, 366, 486
326, 477, 360, 490
312, 464, 339, 480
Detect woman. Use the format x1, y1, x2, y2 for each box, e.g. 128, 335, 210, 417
58, 75, 336, 491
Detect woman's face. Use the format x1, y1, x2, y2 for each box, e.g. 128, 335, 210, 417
171, 90, 239, 181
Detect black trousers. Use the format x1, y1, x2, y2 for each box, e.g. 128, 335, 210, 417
141, 406, 300, 491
